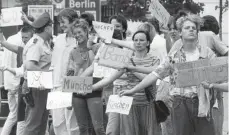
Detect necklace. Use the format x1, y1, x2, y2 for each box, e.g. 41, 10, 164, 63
77, 47, 89, 61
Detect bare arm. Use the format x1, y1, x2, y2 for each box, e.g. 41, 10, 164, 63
92, 70, 124, 91
119, 73, 159, 96
201, 81, 228, 92
0, 41, 19, 53
111, 39, 135, 50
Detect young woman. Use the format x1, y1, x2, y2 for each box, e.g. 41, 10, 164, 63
120, 14, 216, 135
92, 30, 161, 135
67, 20, 106, 135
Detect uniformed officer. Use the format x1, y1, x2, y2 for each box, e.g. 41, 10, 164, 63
22, 12, 53, 135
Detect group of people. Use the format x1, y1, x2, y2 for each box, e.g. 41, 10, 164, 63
0, 7, 228, 135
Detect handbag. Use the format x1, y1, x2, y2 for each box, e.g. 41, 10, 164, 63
145, 86, 170, 123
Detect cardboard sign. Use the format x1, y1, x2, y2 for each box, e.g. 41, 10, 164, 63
93, 63, 116, 78
149, 0, 170, 27
0, 7, 23, 27
62, 76, 93, 94
92, 21, 114, 43
98, 46, 133, 69
28, 5, 54, 21
66, 0, 101, 21
27, 71, 53, 89
47, 91, 72, 110
106, 95, 133, 115
174, 57, 228, 87
173, 57, 228, 70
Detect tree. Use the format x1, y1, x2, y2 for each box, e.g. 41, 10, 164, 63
15, 0, 52, 13
107, 0, 205, 21
215, 0, 228, 40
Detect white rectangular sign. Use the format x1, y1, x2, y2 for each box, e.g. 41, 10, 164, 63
92, 21, 114, 43
0, 7, 23, 27
27, 71, 53, 89
149, 0, 170, 27
106, 95, 133, 115
46, 91, 72, 110
28, 5, 54, 21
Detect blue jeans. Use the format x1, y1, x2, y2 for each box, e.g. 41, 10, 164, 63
72, 96, 105, 135
172, 96, 215, 135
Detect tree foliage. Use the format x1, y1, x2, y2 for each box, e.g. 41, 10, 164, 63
107, 0, 205, 21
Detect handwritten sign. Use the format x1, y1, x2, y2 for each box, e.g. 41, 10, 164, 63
106, 95, 133, 115
174, 57, 228, 87
93, 63, 116, 78
149, 0, 170, 27
92, 21, 114, 43
173, 57, 228, 70
62, 76, 93, 94
27, 71, 53, 89
0, 7, 23, 27
46, 91, 72, 110
98, 46, 133, 69
28, 5, 54, 21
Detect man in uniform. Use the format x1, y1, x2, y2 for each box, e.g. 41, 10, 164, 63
22, 12, 53, 135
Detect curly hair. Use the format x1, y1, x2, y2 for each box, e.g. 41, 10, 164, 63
70, 19, 89, 36
176, 14, 204, 32
200, 15, 219, 35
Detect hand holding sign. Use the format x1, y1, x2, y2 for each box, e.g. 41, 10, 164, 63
62, 76, 93, 94
106, 95, 133, 115
92, 21, 114, 43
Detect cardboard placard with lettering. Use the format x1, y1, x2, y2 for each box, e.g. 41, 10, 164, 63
149, 0, 170, 27
106, 95, 133, 115
92, 21, 114, 43
46, 91, 72, 110
62, 76, 93, 94
98, 46, 133, 69
93, 63, 116, 78
27, 71, 53, 89
174, 57, 228, 87
0, 7, 23, 27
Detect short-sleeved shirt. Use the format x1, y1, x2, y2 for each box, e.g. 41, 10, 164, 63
23, 34, 52, 78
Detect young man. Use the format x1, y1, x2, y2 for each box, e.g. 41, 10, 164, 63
51, 8, 79, 135
0, 20, 34, 135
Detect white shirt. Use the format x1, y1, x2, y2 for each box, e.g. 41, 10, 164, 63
149, 34, 167, 62
3, 32, 24, 90
51, 33, 76, 88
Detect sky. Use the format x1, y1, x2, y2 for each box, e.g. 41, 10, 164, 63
194, 0, 228, 43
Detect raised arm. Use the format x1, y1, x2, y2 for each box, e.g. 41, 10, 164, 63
111, 38, 135, 50
0, 41, 19, 53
